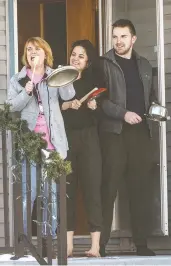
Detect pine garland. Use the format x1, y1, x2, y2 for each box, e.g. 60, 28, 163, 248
0, 103, 72, 181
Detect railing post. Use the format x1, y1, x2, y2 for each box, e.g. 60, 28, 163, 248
2, 129, 10, 247
57, 174, 67, 265
36, 163, 43, 257
26, 159, 32, 243
12, 134, 24, 259
47, 179, 52, 265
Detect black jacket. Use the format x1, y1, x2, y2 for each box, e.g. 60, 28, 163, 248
99, 49, 158, 135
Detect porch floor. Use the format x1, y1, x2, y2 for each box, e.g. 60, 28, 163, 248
0, 254, 171, 265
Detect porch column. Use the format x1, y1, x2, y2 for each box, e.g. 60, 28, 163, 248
156, 0, 168, 235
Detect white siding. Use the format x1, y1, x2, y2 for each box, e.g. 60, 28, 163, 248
0, 0, 7, 247
0, 0, 7, 102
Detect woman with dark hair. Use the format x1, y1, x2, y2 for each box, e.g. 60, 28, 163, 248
60, 40, 104, 257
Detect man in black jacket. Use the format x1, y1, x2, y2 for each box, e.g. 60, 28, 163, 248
99, 19, 157, 257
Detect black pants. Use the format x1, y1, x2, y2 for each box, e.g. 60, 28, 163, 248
100, 122, 154, 246
66, 126, 103, 232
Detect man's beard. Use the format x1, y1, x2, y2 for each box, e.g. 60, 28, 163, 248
114, 44, 132, 56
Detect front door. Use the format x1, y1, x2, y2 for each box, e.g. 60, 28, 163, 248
17, 1, 42, 69
66, 0, 97, 56
17, 0, 97, 236
66, 0, 97, 235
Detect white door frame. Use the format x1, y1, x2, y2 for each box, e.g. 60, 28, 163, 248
98, 0, 113, 55
156, 0, 168, 235
7, 0, 18, 247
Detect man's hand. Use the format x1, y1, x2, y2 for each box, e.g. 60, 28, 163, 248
124, 111, 142, 125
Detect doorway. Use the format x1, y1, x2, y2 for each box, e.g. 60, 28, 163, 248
17, 1, 67, 69
43, 2, 67, 68
17, 0, 97, 237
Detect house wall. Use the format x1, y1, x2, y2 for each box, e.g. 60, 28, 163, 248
0, 0, 8, 246
0, 0, 7, 104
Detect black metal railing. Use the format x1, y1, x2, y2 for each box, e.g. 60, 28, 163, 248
1, 129, 67, 265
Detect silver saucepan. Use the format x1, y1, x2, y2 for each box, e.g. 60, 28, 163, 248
46, 65, 79, 87
145, 102, 170, 121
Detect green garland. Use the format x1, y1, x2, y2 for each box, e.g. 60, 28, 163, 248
0, 103, 72, 181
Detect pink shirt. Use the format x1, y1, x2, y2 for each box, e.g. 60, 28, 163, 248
27, 69, 54, 150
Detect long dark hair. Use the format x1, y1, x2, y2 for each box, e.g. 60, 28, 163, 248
70, 39, 104, 87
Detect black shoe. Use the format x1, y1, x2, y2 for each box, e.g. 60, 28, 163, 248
99, 244, 106, 257
136, 246, 156, 256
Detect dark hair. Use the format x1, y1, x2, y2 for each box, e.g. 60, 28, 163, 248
112, 19, 136, 36
70, 39, 104, 87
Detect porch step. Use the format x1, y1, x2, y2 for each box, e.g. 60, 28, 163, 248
1, 236, 171, 256
29, 235, 171, 256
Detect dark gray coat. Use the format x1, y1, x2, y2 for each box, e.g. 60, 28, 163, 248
100, 49, 158, 135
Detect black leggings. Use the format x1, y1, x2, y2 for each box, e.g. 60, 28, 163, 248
66, 126, 102, 232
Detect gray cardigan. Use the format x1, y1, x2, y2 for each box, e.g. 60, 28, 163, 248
7, 66, 75, 159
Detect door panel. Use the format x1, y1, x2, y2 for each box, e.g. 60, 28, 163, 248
66, 0, 97, 235
43, 2, 67, 67
66, 0, 96, 59
17, 2, 41, 69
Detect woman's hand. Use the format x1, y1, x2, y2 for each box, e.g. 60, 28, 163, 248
87, 99, 97, 110
25, 81, 34, 95
71, 99, 81, 109
62, 99, 81, 110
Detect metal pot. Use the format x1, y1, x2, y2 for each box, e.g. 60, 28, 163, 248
46, 65, 79, 87
146, 102, 170, 121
